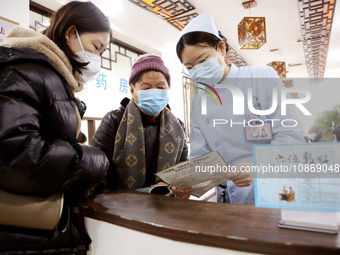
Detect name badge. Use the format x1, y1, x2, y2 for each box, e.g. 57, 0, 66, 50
245, 116, 273, 143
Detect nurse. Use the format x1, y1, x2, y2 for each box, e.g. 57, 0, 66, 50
176, 13, 305, 204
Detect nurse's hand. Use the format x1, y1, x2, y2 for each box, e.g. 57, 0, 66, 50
232, 177, 253, 187
171, 186, 192, 199
228, 162, 254, 187
152, 182, 192, 199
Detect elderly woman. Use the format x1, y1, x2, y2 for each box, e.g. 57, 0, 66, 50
91, 54, 191, 198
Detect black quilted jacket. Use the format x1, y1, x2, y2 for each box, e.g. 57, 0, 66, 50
91, 98, 189, 191
0, 46, 109, 254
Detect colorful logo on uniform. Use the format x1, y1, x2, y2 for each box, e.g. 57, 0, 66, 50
197, 82, 222, 106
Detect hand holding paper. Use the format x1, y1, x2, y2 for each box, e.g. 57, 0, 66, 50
229, 162, 254, 187
171, 186, 192, 199
151, 182, 192, 199
156, 151, 243, 197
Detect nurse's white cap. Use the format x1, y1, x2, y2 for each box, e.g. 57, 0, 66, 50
178, 13, 222, 40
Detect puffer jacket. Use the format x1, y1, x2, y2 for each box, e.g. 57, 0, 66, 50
0, 46, 109, 254
91, 98, 188, 191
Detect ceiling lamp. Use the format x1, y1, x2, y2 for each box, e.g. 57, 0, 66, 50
282, 79, 298, 99
238, 0, 266, 49
267, 61, 287, 78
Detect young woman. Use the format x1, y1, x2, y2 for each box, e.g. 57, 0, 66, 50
0, 1, 111, 253
176, 13, 305, 204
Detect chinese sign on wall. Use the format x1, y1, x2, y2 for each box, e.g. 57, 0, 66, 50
0, 16, 19, 44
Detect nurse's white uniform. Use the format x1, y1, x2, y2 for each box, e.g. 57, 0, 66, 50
190, 64, 306, 204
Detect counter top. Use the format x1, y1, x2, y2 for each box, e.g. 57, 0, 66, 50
79, 191, 340, 255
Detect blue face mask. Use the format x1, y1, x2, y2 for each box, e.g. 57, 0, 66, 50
190, 53, 225, 86
136, 89, 169, 116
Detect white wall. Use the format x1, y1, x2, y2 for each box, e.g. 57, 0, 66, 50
76, 54, 136, 118
162, 45, 185, 121
85, 218, 257, 255
0, 0, 29, 28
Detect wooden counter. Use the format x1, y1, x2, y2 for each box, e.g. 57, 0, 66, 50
79, 191, 340, 255
82, 116, 102, 144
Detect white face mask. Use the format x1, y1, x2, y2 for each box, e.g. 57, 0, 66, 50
73, 29, 101, 84
190, 49, 225, 86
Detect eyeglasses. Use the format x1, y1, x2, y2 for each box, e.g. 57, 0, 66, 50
182, 48, 218, 77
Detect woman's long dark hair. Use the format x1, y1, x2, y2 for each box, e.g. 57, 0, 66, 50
176, 31, 229, 62
43, 1, 112, 73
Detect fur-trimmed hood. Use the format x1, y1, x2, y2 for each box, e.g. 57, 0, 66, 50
2, 26, 80, 92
